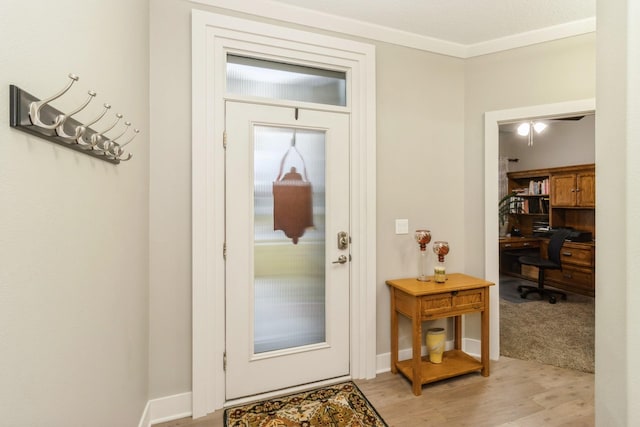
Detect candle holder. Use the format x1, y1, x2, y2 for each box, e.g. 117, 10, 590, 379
433, 241, 450, 283
414, 229, 431, 281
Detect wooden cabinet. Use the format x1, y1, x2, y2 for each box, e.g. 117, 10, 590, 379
506, 164, 595, 236
541, 240, 595, 296
551, 169, 595, 207
387, 274, 493, 396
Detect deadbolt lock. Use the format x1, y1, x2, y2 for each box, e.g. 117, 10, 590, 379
337, 231, 349, 250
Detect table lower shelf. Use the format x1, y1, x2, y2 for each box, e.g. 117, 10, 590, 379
395, 349, 483, 385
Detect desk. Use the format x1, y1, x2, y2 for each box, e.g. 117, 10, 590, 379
499, 237, 541, 280
386, 273, 494, 396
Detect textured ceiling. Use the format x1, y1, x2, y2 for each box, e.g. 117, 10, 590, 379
271, 0, 595, 45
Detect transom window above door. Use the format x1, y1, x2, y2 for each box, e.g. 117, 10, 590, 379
226, 54, 347, 106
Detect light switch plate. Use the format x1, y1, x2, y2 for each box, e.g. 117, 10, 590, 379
395, 219, 409, 234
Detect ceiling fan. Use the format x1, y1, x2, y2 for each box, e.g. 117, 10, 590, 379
517, 115, 586, 145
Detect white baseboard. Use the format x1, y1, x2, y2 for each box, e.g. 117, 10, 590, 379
463, 338, 481, 359
138, 391, 193, 427
138, 401, 151, 427
376, 339, 481, 373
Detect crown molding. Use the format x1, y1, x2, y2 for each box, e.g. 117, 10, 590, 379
190, 0, 595, 58
466, 17, 596, 57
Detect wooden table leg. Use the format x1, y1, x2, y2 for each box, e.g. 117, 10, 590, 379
454, 315, 462, 350
390, 288, 398, 374
481, 288, 490, 376
412, 303, 422, 396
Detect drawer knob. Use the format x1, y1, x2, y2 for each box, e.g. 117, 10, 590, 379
563, 273, 573, 279
562, 252, 573, 256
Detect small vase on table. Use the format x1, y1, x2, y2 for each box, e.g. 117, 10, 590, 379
432, 241, 450, 283
414, 230, 431, 282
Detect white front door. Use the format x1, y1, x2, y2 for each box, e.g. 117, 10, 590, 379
225, 101, 351, 400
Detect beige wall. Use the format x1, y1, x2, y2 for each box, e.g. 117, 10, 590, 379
463, 34, 596, 338
374, 43, 465, 353
595, 0, 640, 424
149, 0, 193, 398
0, 0, 150, 426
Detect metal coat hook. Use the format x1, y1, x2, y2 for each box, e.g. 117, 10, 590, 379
55, 90, 96, 139
91, 113, 123, 151
75, 103, 111, 148
117, 128, 140, 148
99, 121, 131, 155
108, 143, 133, 162
10, 73, 141, 164
29, 73, 78, 129
107, 127, 139, 161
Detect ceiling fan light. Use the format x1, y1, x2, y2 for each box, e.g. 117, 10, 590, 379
533, 122, 547, 133
517, 122, 530, 136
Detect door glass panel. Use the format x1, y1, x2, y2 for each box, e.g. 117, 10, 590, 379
253, 125, 326, 354
227, 54, 346, 106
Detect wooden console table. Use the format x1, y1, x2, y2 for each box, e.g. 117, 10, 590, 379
386, 273, 494, 395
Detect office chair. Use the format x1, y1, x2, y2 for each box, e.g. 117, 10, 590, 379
518, 229, 571, 304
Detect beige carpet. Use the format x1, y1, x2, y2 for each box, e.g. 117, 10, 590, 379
500, 279, 595, 373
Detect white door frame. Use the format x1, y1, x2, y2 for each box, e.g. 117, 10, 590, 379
191, 10, 377, 417
484, 98, 595, 359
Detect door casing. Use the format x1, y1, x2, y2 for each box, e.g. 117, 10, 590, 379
191, 10, 377, 417
483, 98, 596, 360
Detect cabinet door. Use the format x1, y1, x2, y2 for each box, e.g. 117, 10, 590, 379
551, 174, 577, 206
576, 172, 595, 207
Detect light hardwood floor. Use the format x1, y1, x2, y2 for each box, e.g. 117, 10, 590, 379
154, 356, 594, 427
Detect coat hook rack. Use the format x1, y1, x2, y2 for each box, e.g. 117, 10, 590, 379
9, 73, 140, 164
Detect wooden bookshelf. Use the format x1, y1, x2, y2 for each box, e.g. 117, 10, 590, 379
502, 164, 596, 296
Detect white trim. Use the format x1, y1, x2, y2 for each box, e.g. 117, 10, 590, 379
484, 98, 596, 360
149, 392, 193, 426
191, 10, 377, 418
137, 401, 151, 427
189, 0, 595, 58
462, 338, 482, 359
137, 393, 194, 427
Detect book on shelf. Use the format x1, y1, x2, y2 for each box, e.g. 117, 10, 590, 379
509, 195, 549, 214
511, 178, 549, 196
526, 178, 549, 195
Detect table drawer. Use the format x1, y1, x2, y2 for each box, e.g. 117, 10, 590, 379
453, 289, 484, 311
420, 294, 452, 316
420, 289, 484, 317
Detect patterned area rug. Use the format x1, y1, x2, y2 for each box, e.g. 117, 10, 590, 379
224, 382, 387, 427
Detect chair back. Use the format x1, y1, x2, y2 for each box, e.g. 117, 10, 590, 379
547, 229, 572, 266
